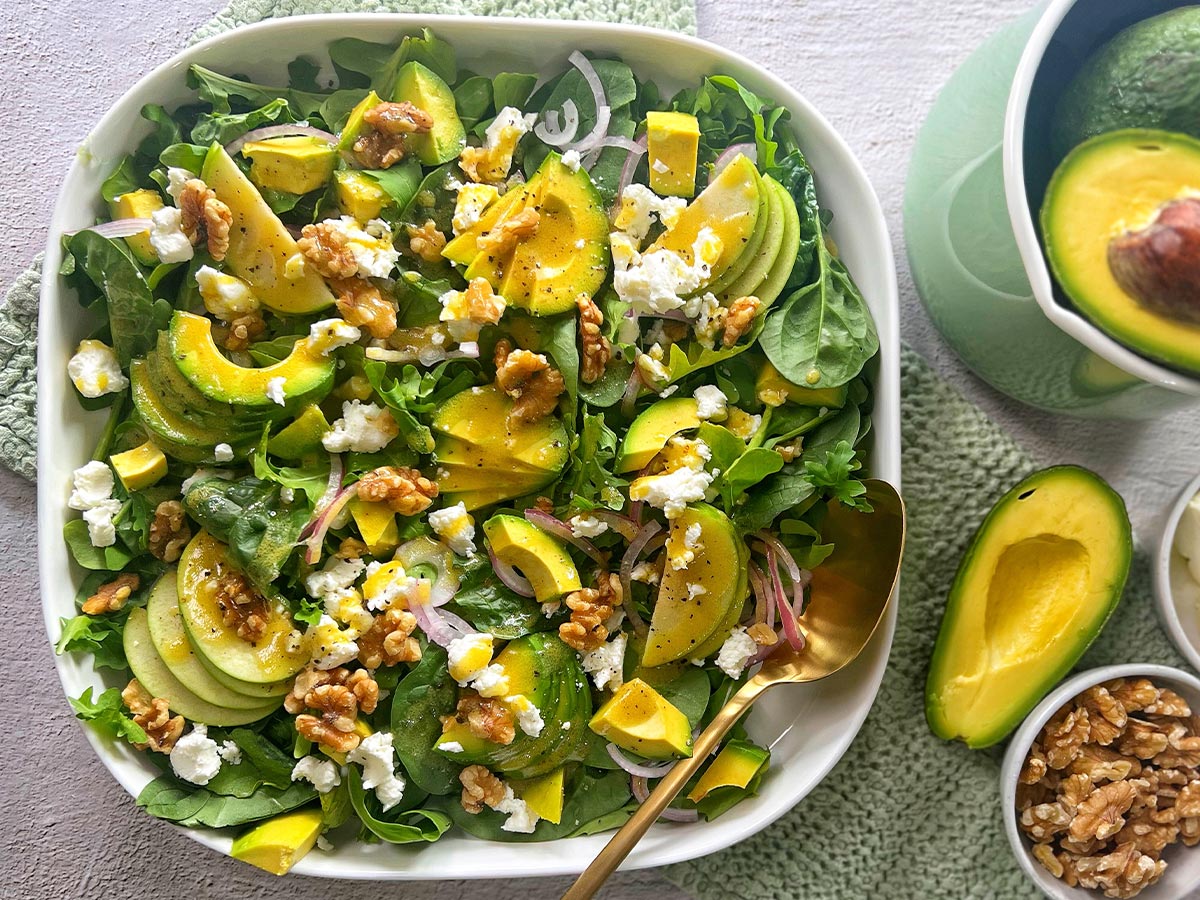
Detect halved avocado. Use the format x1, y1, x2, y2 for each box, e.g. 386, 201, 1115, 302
177, 531, 309, 685
124, 607, 280, 726
201, 143, 334, 315
616, 397, 700, 474
392, 61, 467, 165
482, 515, 581, 602
925, 466, 1132, 748
648, 153, 763, 288
168, 311, 334, 408
1041, 129, 1200, 374
643, 504, 748, 667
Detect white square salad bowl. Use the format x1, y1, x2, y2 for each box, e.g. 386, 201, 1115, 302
38, 13, 900, 879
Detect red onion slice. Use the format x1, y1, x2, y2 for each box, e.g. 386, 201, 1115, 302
712, 143, 757, 175
611, 134, 649, 214
533, 99, 580, 148
620, 364, 645, 419
524, 509, 605, 565
767, 547, 804, 652
409, 601, 473, 648
619, 521, 664, 617
566, 51, 612, 155
630, 775, 700, 822
225, 124, 337, 156
608, 744, 676, 778
300, 453, 344, 541
303, 483, 358, 566
748, 562, 769, 626
70, 218, 154, 239
487, 544, 535, 598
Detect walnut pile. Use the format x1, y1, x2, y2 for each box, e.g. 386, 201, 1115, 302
351, 101, 433, 169
148, 500, 191, 563
357, 609, 422, 669
357, 465, 439, 516
332, 277, 397, 340
493, 339, 565, 424
214, 312, 267, 351
212, 570, 270, 644
82, 573, 139, 615
459, 764, 507, 814
560, 572, 622, 653
406, 219, 447, 264
443, 694, 516, 747
285, 665, 379, 752
576, 294, 611, 385
178, 179, 232, 261
1018, 677, 1200, 897
122, 679, 184, 753
298, 221, 360, 280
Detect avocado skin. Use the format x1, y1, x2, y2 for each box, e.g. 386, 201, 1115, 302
1053, 7, 1200, 157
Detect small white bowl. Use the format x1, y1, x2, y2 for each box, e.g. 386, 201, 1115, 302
1001, 664, 1200, 900
1154, 473, 1200, 672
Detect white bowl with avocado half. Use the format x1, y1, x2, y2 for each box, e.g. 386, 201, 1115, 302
37, 14, 901, 881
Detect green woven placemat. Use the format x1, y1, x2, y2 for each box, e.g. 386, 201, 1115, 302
9, 3, 1185, 898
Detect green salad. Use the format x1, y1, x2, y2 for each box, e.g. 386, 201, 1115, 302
56, 29, 879, 872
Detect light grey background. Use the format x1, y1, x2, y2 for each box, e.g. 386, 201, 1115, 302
5, 0, 1198, 897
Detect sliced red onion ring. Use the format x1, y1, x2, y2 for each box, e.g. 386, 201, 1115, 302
225, 124, 337, 156
757, 530, 808, 617
595, 135, 645, 154
712, 142, 757, 175
70, 218, 153, 239
533, 98, 580, 148
524, 509, 605, 565
612, 133, 649, 205
767, 546, 804, 652
608, 744, 676, 778
488, 544, 535, 598
748, 562, 769, 626
300, 454, 344, 541
629, 500, 645, 525
620, 364, 645, 419
619, 521, 664, 613
588, 510, 640, 542
303, 483, 358, 566
630, 775, 700, 822
566, 51, 612, 155
409, 601, 474, 648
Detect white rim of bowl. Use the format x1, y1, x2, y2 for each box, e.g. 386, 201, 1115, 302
1154, 472, 1200, 672
1000, 664, 1200, 900
1001, 0, 1200, 397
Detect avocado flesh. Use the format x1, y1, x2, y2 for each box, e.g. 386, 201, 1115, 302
925, 466, 1132, 748
1053, 7, 1200, 156
432, 384, 569, 473
131, 361, 257, 462
241, 135, 337, 195
482, 515, 581, 602
616, 397, 701, 473
392, 61, 467, 165
109, 189, 163, 265
267, 404, 330, 460
109, 440, 167, 491
124, 607, 280, 726
1041, 129, 1200, 375
687, 740, 770, 803
231, 809, 324, 876
589, 678, 693, 759
201, 143, 334, 315
646, 110, 701, 198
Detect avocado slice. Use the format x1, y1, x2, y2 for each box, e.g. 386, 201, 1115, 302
589, 678, 693, 759
231, 809, 324, 875
647, 111, 701, 198
168, 311, 334, 408
177, 531, 310, 685
686, 740, 770, 803
109, 188, 163, 265
1053, 7, 1200, 157
616, 396, 701, 474
392, 61, 467, 165
482, 515, 581, 603
267, 403, 330, 460
335, 170, 389, 221
130, 361, 257, 463
432, 384, 569, 476
643, 504, 749, 667
1041, 129, 1200, 375
123, 606, 280, 726
241, 135, 337, 195
925, 466, 1132, 748
200, 143, 334, 315
510, 768, 565, 825
109, 440, 167, 491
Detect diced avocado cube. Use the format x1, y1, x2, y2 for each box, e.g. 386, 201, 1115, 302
267, 404, 330, 460
335, 170, 388, 222
230, 808, 324, 875
337, 90, 382, 153
687, 740, 770, 803
589, 678, 692, 759
109, 189, 164, 265
109, 440, 168, 491
647, 111, 701, 198
350, 499, 399, 556
241, 136, 337, 195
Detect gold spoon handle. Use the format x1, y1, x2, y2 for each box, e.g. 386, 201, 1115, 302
562, 676, 770, 900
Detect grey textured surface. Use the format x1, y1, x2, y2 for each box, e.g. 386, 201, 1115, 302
6, 0, 1200, 898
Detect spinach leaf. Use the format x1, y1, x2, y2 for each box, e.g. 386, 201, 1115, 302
203, 728, 296, 798
159, 142, 209, 173
347, 768, 451, 844
318, 88, 372, 133
138, 776, 317, 828
695, 422, 745, 477
718, 448, 784, 512
454, 76, 493, 129
493, 72, 537, 112
396, 163, 460, 245
191, 97, 293, 146
187, 65, 328, 120
100, 157, 141, 202
64, 231, 172, 364
579, 360, 633, 409
734, 466, 818, 533
288, 56, 325, 92
56, 613, 128, 670
69, 687, 148, 745
320, 781, 354, 829
767, 149, 821, 289
570, 803, 638, 836
63, 519, 134, 571
779, 517, 836, 570
334, 30, 457, 98
327, 38, 397, 89
448, 561, 544, 639
689, 740, 770, 821
389, 646, 460, 795
136, 104, 185, 164
639, 665, 711, 730
359, 159, 423, 211
394, 270, 455, 327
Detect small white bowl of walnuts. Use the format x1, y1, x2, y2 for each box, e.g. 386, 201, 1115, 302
1002, 664, 1200, 900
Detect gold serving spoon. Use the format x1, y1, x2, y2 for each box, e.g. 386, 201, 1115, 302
562, 479, 906, 900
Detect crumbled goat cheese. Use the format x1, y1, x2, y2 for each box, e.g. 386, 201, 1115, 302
218, 741, 242, 765
307, 318, 361, 356
486, 107, 537, 145
165, 167, 192, 202
316, 835, 335, 852
541, 600, 562, 617
687, 583, 707, 602
321, 216, 400, 278
280, 487, 295, 504
81, 502, 122, 548
691, 292, 723, 347
170, 724, 223, 785
561, 149, 582, 172
497, 786, 540, 834
438, 287, 507, 343
213, 443, 234, 463
568, 514, 608, 538
291, 755, 342, 793
68, 340, 127, 398
631, 465, 715, 519
636, 343, 671, 385
68, 461, 122, 547
440, 741, 464, 753
582, 633, 627, 692
630, 561, 660, 585
149, 206, 194, 264
452, 183, 499, 234
507, 694, 545, 738
652, 158, 670, 174
347, 732, 406, 811
428, 502, 477, 557
726, 410, 762, 441
668, 520, 705, 571
306, 556, 366, 604
265, 376, 287, 407
693, 385, 728, 421
307, 615, 360, 670
614, 184, 686, 243
469, 663, 511, 698
716, 627, 758, 679
194, 266, 259, 320
322, 400, 398, 453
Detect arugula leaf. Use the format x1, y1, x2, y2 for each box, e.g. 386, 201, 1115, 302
56, 614, 128, 670
707, 76, 785, 170
187, 65, 328, 120
69, 687, 148, 745
191, 97, 293, 146
347, 768, 451, 844
320, 781, 354, 829
389, 646, 460, 795
63, 519, 134, 571
203, 728, 296, 798
804, 440, 872, 512
136, 104, 186, 165
662, 318, 767, 386
253, 429, 330, 505
64, 231, 172, 364
562, 412, 626, 510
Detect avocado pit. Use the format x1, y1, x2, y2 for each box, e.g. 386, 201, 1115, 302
1108, 196, 1200, 324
